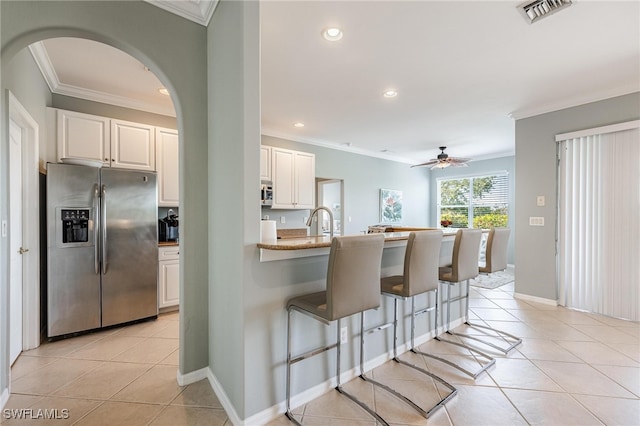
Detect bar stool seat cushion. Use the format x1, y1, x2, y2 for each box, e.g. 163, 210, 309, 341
287, 291, 329, 320
438, 229, 482, 283
380, 275, 406, 296
381, 231, 443, 299
479, 228, 510, 273
287, 234, 385, 322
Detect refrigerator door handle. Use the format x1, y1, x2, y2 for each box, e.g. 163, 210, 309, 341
101, 184, 108, 275
94, 184, 100, 274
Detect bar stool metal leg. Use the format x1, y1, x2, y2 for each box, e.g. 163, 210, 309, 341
359, 304, 457, 419
447, 279, 523, 354
418, 282, 496, 379
285, 308, 388, 426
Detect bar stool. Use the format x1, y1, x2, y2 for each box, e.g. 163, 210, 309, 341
458, 227, 522, 354
285, 234, 387, 425
377, 230, 457, 418
434, 228, 496, 378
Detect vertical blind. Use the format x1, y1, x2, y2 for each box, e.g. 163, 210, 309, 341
557, 126, 639, 321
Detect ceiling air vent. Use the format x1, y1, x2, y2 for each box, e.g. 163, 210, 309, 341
519, 0, 572, 24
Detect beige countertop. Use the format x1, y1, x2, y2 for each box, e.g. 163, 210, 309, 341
257, 232, 414, 250
257, 229, 462, 251
159, 241, 180, 247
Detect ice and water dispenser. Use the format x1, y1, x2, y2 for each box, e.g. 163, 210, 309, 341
61, 209, 90, 243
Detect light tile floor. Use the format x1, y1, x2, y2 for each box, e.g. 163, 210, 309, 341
270, 282, 640, 426
5, 311, 230, 426
5, 283, 640, 425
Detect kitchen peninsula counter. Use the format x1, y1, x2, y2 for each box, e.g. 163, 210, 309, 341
257, 229, 461, 262
159, 241, 180, 247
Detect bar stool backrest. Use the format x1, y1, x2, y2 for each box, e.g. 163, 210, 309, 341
326, 234, 385, 321
403, 230, 443, 297
481, 228, 510, 273
449, 229, 482, 282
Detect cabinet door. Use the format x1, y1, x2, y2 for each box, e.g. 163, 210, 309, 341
260, 145, 272, 181
159, 259, 180, 308
271, 147, 295, 208
110, 119, 155, 171
294, 152, 316, 209
57, 110, 110, 165
156, 128, 179, 206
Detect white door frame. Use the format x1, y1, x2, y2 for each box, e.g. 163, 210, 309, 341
8, 91, 40, 351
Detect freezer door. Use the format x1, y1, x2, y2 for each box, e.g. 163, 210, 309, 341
47, 163, 101, 337
101, 168, 158, 326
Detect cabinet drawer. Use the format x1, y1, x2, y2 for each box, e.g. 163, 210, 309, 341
159, 246, 180, 261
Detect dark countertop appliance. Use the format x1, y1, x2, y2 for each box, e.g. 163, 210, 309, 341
159, 209, 179, 242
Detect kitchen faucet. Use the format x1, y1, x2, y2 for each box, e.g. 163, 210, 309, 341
306, 206, 334, 238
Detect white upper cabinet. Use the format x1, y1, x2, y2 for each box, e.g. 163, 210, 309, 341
110, 119, 155, 171
55, 109, 158, 172
57, 109, 110, 165
293, 151, 315, 209
260, 145, 272, 181
156, 127, 180, 206
271, 147, 315, 209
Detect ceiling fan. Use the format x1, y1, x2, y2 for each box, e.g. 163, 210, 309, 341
411, 146, 471, 169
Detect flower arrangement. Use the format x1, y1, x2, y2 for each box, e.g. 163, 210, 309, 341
440, 219, 453, 227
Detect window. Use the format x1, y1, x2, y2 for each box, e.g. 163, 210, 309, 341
437, 173, 509, 228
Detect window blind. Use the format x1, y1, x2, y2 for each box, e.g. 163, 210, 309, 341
437, 173, 509, 229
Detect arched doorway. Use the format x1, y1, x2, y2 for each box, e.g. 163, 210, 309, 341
1, 0, 210, 408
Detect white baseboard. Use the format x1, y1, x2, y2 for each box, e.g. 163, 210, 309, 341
1, 387, 9, 411
205, 369, 244, 426
176, 367, 209, 386
513, 292, 558, 306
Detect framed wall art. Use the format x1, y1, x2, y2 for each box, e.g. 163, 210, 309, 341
380, 188, 403, 223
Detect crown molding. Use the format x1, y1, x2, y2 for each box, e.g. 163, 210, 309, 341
29, 42, 176, 117
509, 86, 640, 120
52, 82, 176, 117
28, 42, 58, 93
260, 128, 415, 165
144, 0, 218, 26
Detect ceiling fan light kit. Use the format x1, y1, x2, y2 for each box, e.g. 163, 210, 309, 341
519, 0, 572, 24
411, 146, 471, 169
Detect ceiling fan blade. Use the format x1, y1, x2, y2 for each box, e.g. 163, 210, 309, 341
410, 159, 438, 168
449, 162, 469, 167
448, 157, 471, 164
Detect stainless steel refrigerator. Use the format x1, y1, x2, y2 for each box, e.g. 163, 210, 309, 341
46, 163, 158, 338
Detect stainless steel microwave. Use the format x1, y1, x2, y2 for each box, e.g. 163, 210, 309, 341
261, 181, 273, 206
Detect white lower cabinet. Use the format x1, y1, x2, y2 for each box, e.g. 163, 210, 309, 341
158, 246, 180, 309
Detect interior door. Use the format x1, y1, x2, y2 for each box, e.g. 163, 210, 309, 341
9, 119, 23, 365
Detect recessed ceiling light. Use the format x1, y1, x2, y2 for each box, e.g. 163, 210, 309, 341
158, 87, 170, 96
293, 122, 305, 128
322, 27, 343, 41
383, 90, 398, 98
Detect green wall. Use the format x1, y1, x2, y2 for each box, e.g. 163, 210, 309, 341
262, 135, 431, 234
52, 94, 177, 129
1, 0, 209, 403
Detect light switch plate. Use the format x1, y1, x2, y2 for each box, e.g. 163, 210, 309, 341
537, 195, 545, 206
529, 216, 544, 226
